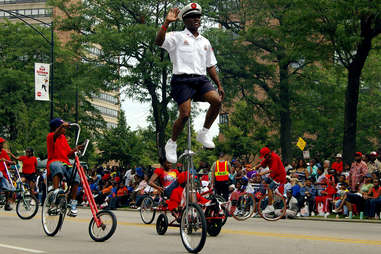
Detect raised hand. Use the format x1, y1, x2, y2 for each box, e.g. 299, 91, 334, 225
165, 8, 180, 23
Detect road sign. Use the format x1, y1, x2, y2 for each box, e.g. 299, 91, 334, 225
296, 137, 306, 151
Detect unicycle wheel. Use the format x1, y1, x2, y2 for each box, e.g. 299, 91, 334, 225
180, 203, 207, 253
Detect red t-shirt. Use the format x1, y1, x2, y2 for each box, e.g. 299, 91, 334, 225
372, 186, 381, 199
47, 132, 72, 171
260, 152, 286, 184
331, 161, 343, 174
324, 184, 337, 198
102, 173, 110, 181
19, 156, 37, 174
0, 149, 11, 179
154, 168, 180, 188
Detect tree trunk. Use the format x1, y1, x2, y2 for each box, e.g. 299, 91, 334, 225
342, 71, 361, 165
279, 63, 291, 163
342, 22, 374, 164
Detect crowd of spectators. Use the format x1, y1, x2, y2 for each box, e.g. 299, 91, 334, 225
244, 151, 381, 219
28, 150, 380, 220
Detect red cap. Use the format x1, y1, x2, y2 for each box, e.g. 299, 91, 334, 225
259, 147, 271, 158
0, 137, 5, 143
355, 152, 362, 157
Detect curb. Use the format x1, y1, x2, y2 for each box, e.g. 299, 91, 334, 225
294, 216, 381, 224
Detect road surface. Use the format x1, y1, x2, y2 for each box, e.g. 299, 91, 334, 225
0, 209, 380, 254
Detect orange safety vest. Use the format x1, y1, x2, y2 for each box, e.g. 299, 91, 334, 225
214, 160, 229, 181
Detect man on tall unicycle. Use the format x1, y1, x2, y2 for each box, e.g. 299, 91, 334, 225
155, 2, 224, 163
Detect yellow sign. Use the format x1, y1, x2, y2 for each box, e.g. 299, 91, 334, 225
296, 137, 306, 151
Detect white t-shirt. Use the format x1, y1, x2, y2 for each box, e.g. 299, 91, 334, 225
124, 169, 132, 186
161, 29, 217, 75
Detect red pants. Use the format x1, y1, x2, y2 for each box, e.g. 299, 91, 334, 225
315, 196, 331, 213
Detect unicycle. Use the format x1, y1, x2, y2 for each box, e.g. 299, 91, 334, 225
178, 117, 207, 253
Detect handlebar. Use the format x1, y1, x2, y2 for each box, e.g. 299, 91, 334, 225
69, 123, 89, 158
69, 123, 81, 146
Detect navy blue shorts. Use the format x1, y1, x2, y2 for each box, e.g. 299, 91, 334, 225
170, 74, 216, 105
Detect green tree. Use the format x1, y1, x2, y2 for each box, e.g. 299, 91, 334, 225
97, 110, 146, 166
200, 0, 316, 162
217, 101, 273, 163
293, 0, 381, 163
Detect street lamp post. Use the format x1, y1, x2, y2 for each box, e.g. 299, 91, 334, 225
0, 8, 54, 120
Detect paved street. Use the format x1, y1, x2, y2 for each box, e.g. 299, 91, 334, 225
0, 209, 380, 254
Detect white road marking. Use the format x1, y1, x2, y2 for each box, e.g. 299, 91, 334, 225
0, 243, 46, 253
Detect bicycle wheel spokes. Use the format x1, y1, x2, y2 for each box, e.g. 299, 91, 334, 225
140, 196, 155, 224
258, 192, 286, 221
16, 195, 38, 220
41, 192, 64, 236
89, 210, 117, 242
232, 193, 255, 221
180, 203, 206, 253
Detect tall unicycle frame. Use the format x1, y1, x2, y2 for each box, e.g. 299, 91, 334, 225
178, 117, 207, 253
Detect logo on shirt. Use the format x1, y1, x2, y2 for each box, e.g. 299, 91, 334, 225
184, 40, 190, 45
204, 45, 208, 51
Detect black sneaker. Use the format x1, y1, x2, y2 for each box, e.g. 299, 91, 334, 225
4, 204, 12, 211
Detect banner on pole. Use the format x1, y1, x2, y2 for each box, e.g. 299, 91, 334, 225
296, 137, 306, 151
35, 63, 50, 101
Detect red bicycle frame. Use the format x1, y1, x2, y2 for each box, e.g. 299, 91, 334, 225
74, 155, 102, 228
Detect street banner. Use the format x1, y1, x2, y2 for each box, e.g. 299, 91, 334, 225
35, 63, 50, 101
296, 137, 306, 151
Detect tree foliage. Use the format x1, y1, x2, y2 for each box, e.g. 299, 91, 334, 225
0, 21, 108, 160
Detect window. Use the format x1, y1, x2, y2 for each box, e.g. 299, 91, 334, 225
106, 122, 117, 129
93, 105, 119, 118
219, 113, 229, 125
0, 8, 52, 18
92, 92, 119, 104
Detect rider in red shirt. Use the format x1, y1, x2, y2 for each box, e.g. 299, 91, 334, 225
47, 118, 83, 217
0, 137, 16, 211
254, 147, 286, 213
149, 158, 180, 197
9, 148, 38, 197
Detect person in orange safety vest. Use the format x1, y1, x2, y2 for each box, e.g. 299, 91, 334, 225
211, 152, 231, 200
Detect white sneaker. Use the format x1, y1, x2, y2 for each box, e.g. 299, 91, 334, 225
262, 205, 274, 214
67, 200, 78, 217
196, 129, 215, 149
311, 211, 316, 216
324, 212, 330, 218
165, 139, 177, 163
297, 212, 301, 217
